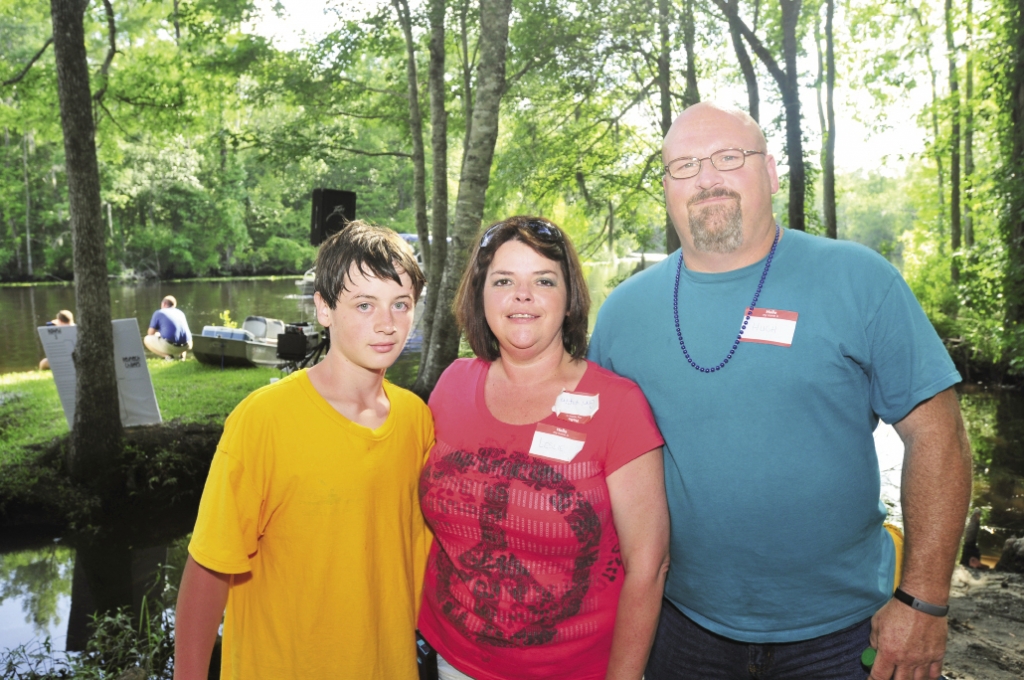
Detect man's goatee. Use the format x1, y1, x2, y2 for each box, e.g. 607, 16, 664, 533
688, 189, 743, 253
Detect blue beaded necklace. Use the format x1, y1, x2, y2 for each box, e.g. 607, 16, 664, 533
673, 224, 781, 373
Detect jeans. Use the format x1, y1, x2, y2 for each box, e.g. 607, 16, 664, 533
645, 599, 872, 680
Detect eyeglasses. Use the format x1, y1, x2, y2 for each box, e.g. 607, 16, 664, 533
480, 218, 564, 249
664, 148, 766, 180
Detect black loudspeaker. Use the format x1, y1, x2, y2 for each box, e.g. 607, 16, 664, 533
310, 189, 357, 246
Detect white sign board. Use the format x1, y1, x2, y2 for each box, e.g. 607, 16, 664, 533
38, 324, 78, 428
38, 318, 162, 429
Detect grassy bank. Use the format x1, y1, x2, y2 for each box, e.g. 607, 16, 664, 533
0, 361, 279, 466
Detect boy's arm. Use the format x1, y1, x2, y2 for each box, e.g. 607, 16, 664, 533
174, 555, 231, 680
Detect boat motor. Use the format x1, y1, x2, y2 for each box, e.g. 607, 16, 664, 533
278, 322, 328, 371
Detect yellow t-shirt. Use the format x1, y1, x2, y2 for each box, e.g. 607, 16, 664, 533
188, 369, 433, 680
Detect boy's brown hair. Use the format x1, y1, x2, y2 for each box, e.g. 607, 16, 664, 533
314, 221, 426, 308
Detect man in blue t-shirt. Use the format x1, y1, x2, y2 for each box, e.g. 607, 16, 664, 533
589, 102, 972, 680
144, 295, 193, 360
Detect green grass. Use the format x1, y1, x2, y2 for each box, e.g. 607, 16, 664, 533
147, 359, 279, 422
0, 372, 65, 464
0, 360, 279, 465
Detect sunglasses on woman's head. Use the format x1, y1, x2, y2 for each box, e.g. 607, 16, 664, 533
479, 219, 564, 249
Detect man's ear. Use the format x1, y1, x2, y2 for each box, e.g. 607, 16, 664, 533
765, 154, 780, 195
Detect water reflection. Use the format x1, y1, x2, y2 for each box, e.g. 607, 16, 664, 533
961, 389, 1024, 559
0, 538, 193, 663
0, 546, 72, 639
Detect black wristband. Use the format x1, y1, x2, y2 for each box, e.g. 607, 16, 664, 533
892, 587, 949, 617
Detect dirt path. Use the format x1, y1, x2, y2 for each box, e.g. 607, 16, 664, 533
943, 566, 1024, 679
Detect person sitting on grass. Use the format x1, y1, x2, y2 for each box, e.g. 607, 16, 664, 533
172, 222, 432, 680
39, 309, 74, 370
144, 295, 193, 361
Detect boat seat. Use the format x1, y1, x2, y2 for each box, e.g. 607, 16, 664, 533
242, 316, 286, 341
265, 318, 286, 339
202, 326, 255, 342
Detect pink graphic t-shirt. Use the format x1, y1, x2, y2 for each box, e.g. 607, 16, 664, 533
418, 358, 664, 680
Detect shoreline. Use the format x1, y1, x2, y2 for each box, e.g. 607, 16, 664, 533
944, 566, 1024, 678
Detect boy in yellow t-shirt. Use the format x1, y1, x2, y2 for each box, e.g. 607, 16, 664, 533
173, 223, 433, 680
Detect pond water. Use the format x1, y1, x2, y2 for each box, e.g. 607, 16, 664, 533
0, 278, 319, 374
0, 256, 646, 374
1, 260, 1023, 662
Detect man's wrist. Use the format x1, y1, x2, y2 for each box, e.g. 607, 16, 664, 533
892, 587, 949, 617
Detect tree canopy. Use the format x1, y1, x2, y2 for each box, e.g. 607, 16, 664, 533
2, 0, 1022, 386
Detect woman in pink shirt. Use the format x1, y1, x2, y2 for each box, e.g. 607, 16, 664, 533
418, 216, 669, 680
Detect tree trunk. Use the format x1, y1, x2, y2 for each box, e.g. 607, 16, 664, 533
714, 0, 806, 231
173, 0, 181, 45
419, 0, 450, 361
816, 14, 826, 136
51, 0, 123, 482
392, 0, 432, 273
413, 0, 513, 398
930, 62, 946, 241
681, 0, 700, 108
946, 0, 962, 285
4, 129, 19, 275
608, 199, 615, 258
824, 0, 836, 239
658, 0, 680, 253
726, 0, 759, 122
459, 0, 474, 153
964, 0, 975, 250
22, 133, 33, 276
780, 0, 805, 231
678, 0, 701, 251
908, 0, 948, 244
1004, 0, 1024, 341
12, 217, 22, 273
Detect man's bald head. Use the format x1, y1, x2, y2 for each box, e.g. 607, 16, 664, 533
662, 103, 767, 164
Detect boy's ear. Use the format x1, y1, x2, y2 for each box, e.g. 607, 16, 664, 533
313, 292, 332, 326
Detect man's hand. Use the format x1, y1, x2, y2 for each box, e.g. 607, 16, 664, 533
873, 388, 972, 679
867, 598, 947, 680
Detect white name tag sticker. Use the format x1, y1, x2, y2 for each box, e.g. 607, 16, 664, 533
552, 390, 599, 424
529, 423, 586, 462
739, 308, 798, 347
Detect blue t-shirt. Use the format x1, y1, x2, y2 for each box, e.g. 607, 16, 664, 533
588, 229, 960, 643
149, 307, 192, 346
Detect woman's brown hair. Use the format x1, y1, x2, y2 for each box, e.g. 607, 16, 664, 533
453, 216, 590, 361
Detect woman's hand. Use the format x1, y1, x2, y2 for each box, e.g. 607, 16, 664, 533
605, 448, 671, 680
